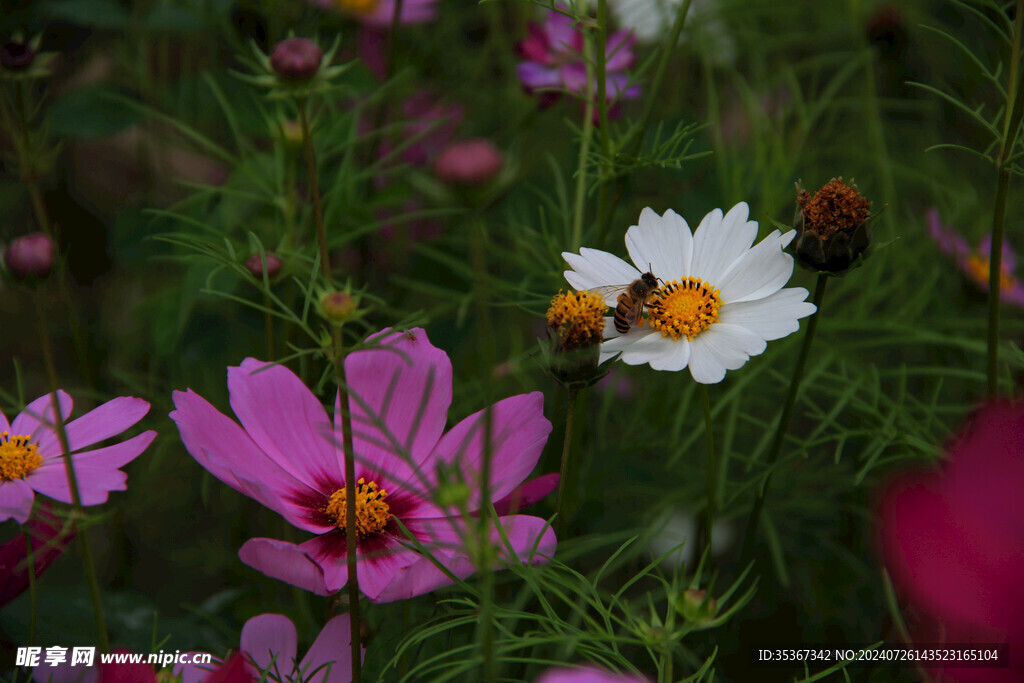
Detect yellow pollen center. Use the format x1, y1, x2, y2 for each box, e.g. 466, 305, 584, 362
647, 278, 722, 341
325, 478, 391, 535
966, 254, 1016, 293
0, 431, 43, 481
335, 0, 380, 14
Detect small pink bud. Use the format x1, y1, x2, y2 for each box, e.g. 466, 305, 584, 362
1, 42, 35, 71
244, 251, 282, 279
434, 138, 505, 186
4, 232, 55, 279
270, 38, 324, 81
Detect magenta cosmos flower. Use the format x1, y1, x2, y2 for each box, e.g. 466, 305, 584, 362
170, 328, 558, 603
307, 0, 437, 27
536, 666, 649, 682
927, 208, 1024, 308
517, 9, 640, 109
175, 613, 359, 682
878, 402, 1024, 682
0, 502, 73, 607
0, 392, 155, 524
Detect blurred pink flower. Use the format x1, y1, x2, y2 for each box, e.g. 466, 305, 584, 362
536, 666, 649, 682
175, 613, 359, 682
434, 138, 505, 186
171, 328, 557, 603
926, 208, 1024, 307
0, 392, 155, 524
878, 402, 1024, 682
516, 9, 640, 111
308, 0, 438, 27
0, 501, 73, 607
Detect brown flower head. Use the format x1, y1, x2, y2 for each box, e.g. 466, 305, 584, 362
793, 178, 873, 275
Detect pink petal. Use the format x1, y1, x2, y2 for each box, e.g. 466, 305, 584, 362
376, 514, 556, 602
35, 396, 149, 456
605, 31, 636, 70
28, 462, 127, 506
0, 478, 35, 524
342, 328, 452, 482
517, 63, 562, 92
427, 392, 552, 512
536, 665, 650, 682
300, 614, 358, 683
12, 391, 72, 445
241, 614, 297, 677
172, 655, 221, 683
171, 390, 328, 534
33, 659, 99, 683
0, 407, 10, 433
299, 532, 421, 601
238, 538, 332, 596
63, 430, 155, 469
228, 359, 342, 488
492, 473, 559, 516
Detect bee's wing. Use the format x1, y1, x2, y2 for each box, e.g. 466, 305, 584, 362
586, 283, 630, 307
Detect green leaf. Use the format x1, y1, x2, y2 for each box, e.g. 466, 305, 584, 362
43, 0, 130, 28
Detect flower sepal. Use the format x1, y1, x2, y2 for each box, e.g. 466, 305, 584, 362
537, 332, 611, 391
1, 34, 57, 81
236, 35, 353, 100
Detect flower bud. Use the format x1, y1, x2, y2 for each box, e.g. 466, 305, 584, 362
793, 178, 873, 276
676, 588, 719, 626
244, 251, 282, 279
270, 38, 324, 81
0, 41, 34, 71
434, 138, 505, 186
4, 232, 55, 279
320, 290, 356, 322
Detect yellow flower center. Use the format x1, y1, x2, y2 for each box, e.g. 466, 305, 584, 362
647, 278, 722, 341
325, 478, 391, 535
335, 0, 380, 14
546, 290, 606, 350
966, 254, 1017, 293
0, 431, 43, 481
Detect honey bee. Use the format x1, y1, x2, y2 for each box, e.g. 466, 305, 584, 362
589, 272, 660, 334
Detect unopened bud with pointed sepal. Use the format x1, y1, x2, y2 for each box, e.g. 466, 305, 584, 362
244, 251, 282, 280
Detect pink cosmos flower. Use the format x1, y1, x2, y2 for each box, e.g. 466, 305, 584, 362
926, 208, 1024, 308
517, 9, 640, 110
175, 613, 359, 682
0, 501, 74, 607
307, 0, 438, 28
536, 666, 650, 682
170, 328, 558, 603
0, 392, 155, 524
878, 402, 1024, 682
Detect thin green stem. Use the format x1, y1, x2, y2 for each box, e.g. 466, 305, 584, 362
33, 291, 109, 652
988, 0, 1024, 394
571, 80, 596, 252
299, 99, 330, 279
700, 384, 716, 557
24, 531, 37, 647
332, 326, 363, 683
554, 387, 580, 527
739, 274, 828, 565
595, 0, 610, 144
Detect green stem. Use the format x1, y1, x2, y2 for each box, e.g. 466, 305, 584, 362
333, 327, 363, 683
299, 99, 330, 279
24, 531, 37, 647
700, 384, 716, 557
554, 387, 580, 527
263, 293, 275, 362
595, 0, 610, 144
571, 79, 596, 252
988, 0, 1024, 395
739, 274, 827, 565
33, 291, 109, 652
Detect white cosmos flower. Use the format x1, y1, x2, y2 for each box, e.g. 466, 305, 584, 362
608, 0, 736, 66
562, 203, 816, 383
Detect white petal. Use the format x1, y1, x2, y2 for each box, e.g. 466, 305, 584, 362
690, 203, 758, 284
716, 230, 796, 303
648, 337, 691, 371
619, 331, 676, 366
719, 288, 815, 341
625, 207, 692, 278
562, 249, 640, 295
602, 324, 656, 352
687, 323, 764, 383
